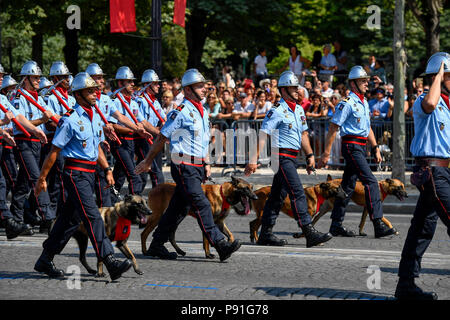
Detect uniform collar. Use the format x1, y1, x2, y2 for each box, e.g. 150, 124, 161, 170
280, 98, 297, 113
349, 91, 365, 105
185, 97, 204, 118
75, 103, 93, 121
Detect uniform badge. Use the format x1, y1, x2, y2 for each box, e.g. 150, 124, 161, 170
283, 109, 287, 114
28, 112, 33, 118
133, 109, 138, 116
99, 130, 102, 136
176, 104, 185, 111
289, 123, 292, 129
301, 115, 306, 125
189, 112, 194, 118
80, 126, 84, 132
193, 119, 197, 124
339, 104, 344, 110
273, 103, 280, 109
439, 107, 443, 111
82, 141, 87, 148
14, 103, 20, 110
170, 112, 178, 120
267, 110, 273, 118
439, 122, 444, 131
77, 120, 83, 125
357, 118, 361, 123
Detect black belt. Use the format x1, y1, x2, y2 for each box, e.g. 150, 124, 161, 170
415, 157, 450, 168
64, 158, 97, 173
342, 135, 368, 145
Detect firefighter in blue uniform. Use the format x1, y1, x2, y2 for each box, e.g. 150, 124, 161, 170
245, 71, 332, 247
86, 63, 150, 207
39, 61, 76, 233
110, 66, 159, 199
318, 66, 396, 238
10, 61, 56, 232
136, 69, 166, 188
0, 65, 47, 239
394, 52, 450, 300
33, 72, 132, 280
0, 74, 19, 198
135, 69, 241, 261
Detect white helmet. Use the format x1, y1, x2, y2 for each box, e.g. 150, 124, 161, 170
181, 69, 205, 87
141, 69, 160, 83
0, 64, 5, 74
49, 61, 71, 77
86, 63, 106, 76
115, 66, 136, 80
278, 71, 299, 87
71, 72, 99, 92
348, 66, 370, 80
38, 77, 53, 91
1, 75, 18, 90
423, 52, 450, 76
20, 61, 42, 76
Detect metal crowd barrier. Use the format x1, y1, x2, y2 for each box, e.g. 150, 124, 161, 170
206, 117, 416, 175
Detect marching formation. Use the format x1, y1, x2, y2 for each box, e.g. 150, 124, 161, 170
0, 51, 448, 300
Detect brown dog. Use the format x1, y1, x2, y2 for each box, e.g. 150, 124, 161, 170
72, 194, 151, 277
141, 176, 258, 259
249, 180, 340, 243
308, 176, 407, 236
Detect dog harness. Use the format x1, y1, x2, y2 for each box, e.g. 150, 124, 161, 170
114, 216, 131, 241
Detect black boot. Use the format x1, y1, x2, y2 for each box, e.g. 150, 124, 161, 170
394, 277, 438, 300
302, 224, 332, 248
257, 225, 288, 246
215, 239, 241, 262
5, 218, 33, 240
146, 241, 178, 260
102, 254, 132, 281
329, 223, 356, 237
34, 250, 65, 278
373, 218, 396, 238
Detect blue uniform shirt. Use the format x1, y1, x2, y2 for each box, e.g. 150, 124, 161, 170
410, 93, 450, 158
137, 93, 166, 127
52, 104, 105, 162
260, 98, 308, 150
113, 93, 144, 127
12, 90, 48, 135
161, 98, 210, 159
331, 91, 371, 137
97, 93, 117, 124
46, 91, 76, 135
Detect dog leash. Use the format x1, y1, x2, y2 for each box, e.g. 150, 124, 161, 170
110, 186, 123, 202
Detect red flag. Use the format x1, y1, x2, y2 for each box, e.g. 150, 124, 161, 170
110, 0, 137, 33
173, 0, 186, 28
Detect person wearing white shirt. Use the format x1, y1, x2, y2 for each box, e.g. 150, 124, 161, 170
254, 48, 268, 86
252, 91, 272, 119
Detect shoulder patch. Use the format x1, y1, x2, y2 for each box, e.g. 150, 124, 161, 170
272, 102, 280, 109
170, 110, 179, 120
267, 110, 274, 118
62, 109, 75, 117
176, 104, 185, 111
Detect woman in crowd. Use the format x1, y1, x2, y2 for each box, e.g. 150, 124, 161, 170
252, 90, 272, 120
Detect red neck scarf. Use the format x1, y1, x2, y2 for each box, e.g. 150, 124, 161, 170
441, 93, 449, 109
147, 92, 156, 103
96, 89, 102, 100
352, 91, 365, 104
25, 89, 39, 101
285, 99, 296, 112
80, 105, 93, 121
186, 98, 204, 117
123, 94, 132, 104
56, 86, 68, 100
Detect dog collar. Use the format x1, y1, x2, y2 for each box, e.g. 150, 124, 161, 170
314, 187, 325, 214
114, 216, 131, 242
379, 182, 388, 201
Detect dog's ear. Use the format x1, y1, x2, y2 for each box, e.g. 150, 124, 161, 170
327, 174, 332, 181
231, 176, 239, 186
385, 178, 394, 184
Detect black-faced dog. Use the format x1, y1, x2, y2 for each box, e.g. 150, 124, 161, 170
72, 194, 150, 277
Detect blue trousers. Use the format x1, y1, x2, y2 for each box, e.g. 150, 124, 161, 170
135, 138, 164, 189
1, 144, 17, 197
94, 143, 112, 207
111, 138, 143, 200
261, 156, 311, 227
0, 144, 13, 220
43, 168, 114, 259
11, 139, 52, 222
152, 162, 225, 246
398, 166, 450, 278
331, 142, 383, 225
